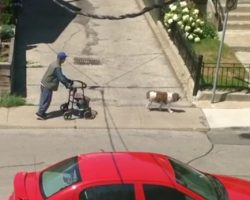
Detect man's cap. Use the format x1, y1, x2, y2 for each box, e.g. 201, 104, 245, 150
57, 52, 67, 60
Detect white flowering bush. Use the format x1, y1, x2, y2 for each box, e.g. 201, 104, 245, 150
164, 1, 205, 43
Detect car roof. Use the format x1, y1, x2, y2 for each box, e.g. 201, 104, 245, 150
77, 152, 175, 185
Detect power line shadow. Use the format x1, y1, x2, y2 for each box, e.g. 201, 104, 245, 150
148, 108, 185, 113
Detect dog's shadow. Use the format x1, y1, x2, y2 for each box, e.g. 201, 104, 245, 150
149, 108, 185, 113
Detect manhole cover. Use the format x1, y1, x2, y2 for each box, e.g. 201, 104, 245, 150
74, 57, 101, 65
239, 133, 250, 139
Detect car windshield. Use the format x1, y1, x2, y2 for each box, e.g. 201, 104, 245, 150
169, 158, 218, 200
40, 157, 81, 198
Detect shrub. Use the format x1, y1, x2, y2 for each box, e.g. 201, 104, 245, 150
163, 0, 216, 42
0, 13, 13, 25
0, 24, 15, 40
202, 21, 218, 39
1, 0, 13, 7
0, 93, 25, 107
0, 0, 14, 25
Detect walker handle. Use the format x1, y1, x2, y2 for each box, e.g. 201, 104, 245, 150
72, 80, 87, 88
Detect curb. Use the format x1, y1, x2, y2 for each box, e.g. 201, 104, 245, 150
196, 90, 250, 102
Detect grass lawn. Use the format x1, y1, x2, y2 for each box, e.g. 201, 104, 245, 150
191, 38, 249, 88
192, 38, 241, 64
0, 93, 25, 107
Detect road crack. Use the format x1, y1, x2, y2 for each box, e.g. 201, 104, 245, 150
186, 132, 214, 165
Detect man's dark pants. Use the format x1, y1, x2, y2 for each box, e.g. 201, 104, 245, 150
38, 85, 53, 115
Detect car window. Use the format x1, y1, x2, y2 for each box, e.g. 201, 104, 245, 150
79, 184, 135, 200
168, 158, 218, 200
143, 184, 193, 200
41, 157, 81, 198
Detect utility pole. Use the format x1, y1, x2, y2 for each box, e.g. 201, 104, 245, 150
211, 11, 229, 103
211, 0, 238, 103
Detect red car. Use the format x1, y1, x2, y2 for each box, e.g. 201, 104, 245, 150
8, 152, 250, 200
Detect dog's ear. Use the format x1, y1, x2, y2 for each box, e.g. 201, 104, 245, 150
146, 91, 150, 99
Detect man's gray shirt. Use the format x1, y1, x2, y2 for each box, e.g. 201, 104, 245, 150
41, 61, 70, 91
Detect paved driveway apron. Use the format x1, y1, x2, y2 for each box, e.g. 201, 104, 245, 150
26, 0, 183, 106
20, 0, 207, 129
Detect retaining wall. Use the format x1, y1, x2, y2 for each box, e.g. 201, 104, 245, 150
0, 37, 15, 94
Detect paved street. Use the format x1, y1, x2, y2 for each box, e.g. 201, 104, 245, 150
1, 128, 250, 199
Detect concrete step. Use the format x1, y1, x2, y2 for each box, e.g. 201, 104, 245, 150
220, 0, 250, 4
222, 4, 250, 12
229, 12, 250, 21
223, 31, 250, 51
237, 0, 250, 4
227, 21, 250, 30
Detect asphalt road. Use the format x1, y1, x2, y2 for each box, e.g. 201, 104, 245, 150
1, 128, 250, 200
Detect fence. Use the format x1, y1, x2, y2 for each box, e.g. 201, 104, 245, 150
165, 22, 250, 93
201, 63, 250, 90
0, 37, 15, 93
167, 22, 203, 95
156, 2, 249, 95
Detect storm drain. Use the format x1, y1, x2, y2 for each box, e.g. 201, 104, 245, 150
74, 56, 101, 65
239, 133, 250, 139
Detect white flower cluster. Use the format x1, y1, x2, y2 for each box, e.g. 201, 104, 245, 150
164, 1, 204, 43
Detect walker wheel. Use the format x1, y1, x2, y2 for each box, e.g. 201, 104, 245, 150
60, 103, 69, 112
64, 111, 72, 120
79, 111, 84, 118
84, 110, 92, 119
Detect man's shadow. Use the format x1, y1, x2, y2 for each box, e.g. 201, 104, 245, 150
46, 109, 98, 120
46, 110, 65, 119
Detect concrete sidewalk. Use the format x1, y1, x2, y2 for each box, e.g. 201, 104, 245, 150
0, 104, 208, 130
1, 0, 250, 131
195, 100, 250, 129
1, 100, 250, 130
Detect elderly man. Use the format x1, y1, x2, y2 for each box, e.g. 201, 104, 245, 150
36, 52, 73, 120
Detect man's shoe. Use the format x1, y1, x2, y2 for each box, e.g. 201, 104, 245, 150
36, 112, 47, 120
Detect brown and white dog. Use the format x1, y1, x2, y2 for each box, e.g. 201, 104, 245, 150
146, 90, 180, 113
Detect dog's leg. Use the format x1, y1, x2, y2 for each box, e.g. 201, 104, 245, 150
167, 103, 173, 113
159, 102, 163, 111
146, 101, 152, 110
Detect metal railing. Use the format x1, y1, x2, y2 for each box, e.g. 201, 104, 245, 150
212, 0, 225, 30
201, 63, 250, 90
167, 22, 203, 95
160, 3, 249, 94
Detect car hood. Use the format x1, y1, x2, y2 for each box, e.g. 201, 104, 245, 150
214, 175, 250, 200
13, 171, 42, 200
